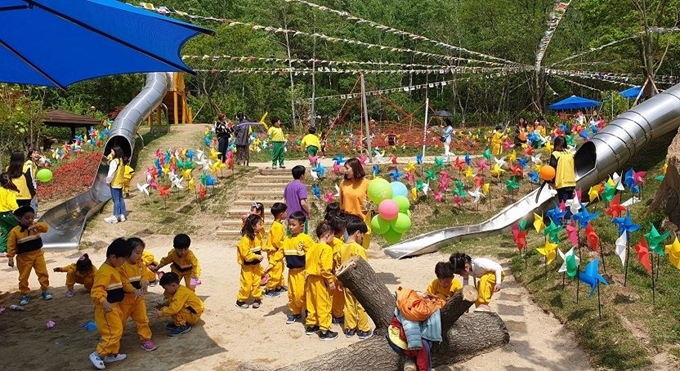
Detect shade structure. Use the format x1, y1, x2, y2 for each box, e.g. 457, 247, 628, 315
548, 95, 601, 110
619, 86, 645, 100
0, 0, 213, 88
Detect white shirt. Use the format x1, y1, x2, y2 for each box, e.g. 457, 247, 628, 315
106, 158, 119, 185
468, 257, 503, 284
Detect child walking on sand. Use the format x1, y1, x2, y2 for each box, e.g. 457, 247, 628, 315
236, 214, 265, 309
53, 253, 97, 297
304, 222, 338, 340
449, 252, 504, 311
264, 202, 287, 297
339, 217, 371, 339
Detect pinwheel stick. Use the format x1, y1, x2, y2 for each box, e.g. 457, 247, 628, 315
576, 266, 580, 304
624, 238, 630, 287
651, 255, 656, 305
597, 281, 602, 320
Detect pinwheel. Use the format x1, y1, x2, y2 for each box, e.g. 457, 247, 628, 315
490, 164, 505, 178
331, 161, 342, 175
453, 194, 463, 206
476, 159, 490, 173
572, 203, 598, 228
579, 259, 608, 297
565, 224, 579, 246
390, 154, 398, 165
612, 211, 641, 237
357, 154, 368, 165
588, 184, 602, 203
171, 176, 184, 190
434, 191, 444, 203
502, 138, 514, 150
312, 184, 321, 199
558, 247, 580, 279
424, 169, 438, 182
405, 161, 417, 173
416, 180, 425, 192
524, 146, 534, 156
543, 141, 553, 154
544, 219, 563, 243
473, 175, 484, 188
136, 183, 150, 197
389, 168, 404, 182
482, 183, 490, 196
310, 170, 319, 181
374, 151, 385, 164
333, 153, 346, 165
148, 178, 158, 190
463, 167, 475, 179
537, 239, 558, 265
512, 224, 527, 252
416, 154, 423, 165
494, 156, 507, 169
434, 157, 445, 168
464, 152, 471, 166
505, 178, 519, 192
645, 223, 670, 256
158, 185, 171, 199
623, 169, 636, 189
453, 157, 466, 172
565, 193, 581, 216
198, 184, 206, 200
372, 165, 379, 178
601, 182, 616, 202
468, 187, 484, 205
410, 187, 418, 202
309, 154, 319, 166
528, 170, 539, 184
665, 237, 680, 270
533, 212, 545, 233
585, 223, 600, 252
323, 190, 335, 203
530, 154, 542, 165
483, 148, 492, 160
605, 194, 627, 218
546, 202, 567, 225
188, 178, 195, 193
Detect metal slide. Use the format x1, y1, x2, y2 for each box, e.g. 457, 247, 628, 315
40, 73, 171, 248
384, 83, 680, 259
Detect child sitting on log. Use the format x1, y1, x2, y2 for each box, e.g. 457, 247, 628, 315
449, 252, 504, 311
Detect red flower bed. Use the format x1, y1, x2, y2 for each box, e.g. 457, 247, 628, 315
37, 152, 104, 203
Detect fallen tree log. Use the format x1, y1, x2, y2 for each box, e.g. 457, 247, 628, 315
238, 256, 509, 371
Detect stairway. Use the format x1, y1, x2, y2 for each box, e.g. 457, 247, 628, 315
216, 168, 290, 238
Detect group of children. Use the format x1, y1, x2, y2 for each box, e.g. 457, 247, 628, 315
236, 201, 372, 341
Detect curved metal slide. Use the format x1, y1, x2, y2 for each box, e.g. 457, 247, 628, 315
40, 72, 171, 248
384, 83, 680, 259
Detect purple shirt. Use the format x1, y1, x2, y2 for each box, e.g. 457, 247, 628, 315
284, 180, 308, 217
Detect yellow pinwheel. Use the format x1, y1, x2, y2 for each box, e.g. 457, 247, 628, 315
536, 240, 558, 265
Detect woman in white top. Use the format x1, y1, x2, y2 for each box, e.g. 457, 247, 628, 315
441, 118, 454, 158
449, 252, 504, 311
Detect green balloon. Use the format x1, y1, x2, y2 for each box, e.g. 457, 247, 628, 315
382, 228, 403, 244
36, 168, 53, 183
406, 210, 411, 218
393, 195, 410, 213
391, 213, 412, 234
371, 215, 391, 234
368, 178, 393, 204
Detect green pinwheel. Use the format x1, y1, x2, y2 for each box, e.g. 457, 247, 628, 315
416, 180, 425, 192
544, 219, 563, 243
424, 169, 438, 182
602, 182, 616, 202
565, 134, 576, 147
434, 157, 445, 168
505, 178, 519, 192
483, 147, 493, 160
645, 223, 671, 256
452, 180, 466, 197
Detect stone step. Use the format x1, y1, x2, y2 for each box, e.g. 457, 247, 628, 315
217, 229, 270, 238
226, 208, 254, 217
237, 190, 284, 198
259, 169, 292, 176
245, 182, 288, 189
232, 199, 284, 207
252, 175, 290, 183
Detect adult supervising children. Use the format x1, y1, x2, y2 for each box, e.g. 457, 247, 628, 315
339, 158, 371, 249
284, 165, 310, 232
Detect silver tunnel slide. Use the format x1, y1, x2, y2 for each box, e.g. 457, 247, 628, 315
40, 73, 171, 248
384, 83, 680, 259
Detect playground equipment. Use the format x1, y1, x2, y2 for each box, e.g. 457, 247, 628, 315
40, 72, 171, 248
384, 83, 680, 258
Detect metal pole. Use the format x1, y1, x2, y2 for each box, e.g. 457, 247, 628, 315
360, 73, 373, 162
422, 97, 429, 160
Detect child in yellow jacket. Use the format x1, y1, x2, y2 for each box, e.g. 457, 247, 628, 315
264, 203, 287, 297
153, 272, 205, 337
327, 212, 347, 325
491, 124, 507, 156
0, 172, 20, 255
89, 238, 133, 370
301, 127, 322, 157
305, 222, 338, 340
123, 165, 134, 198
119, 237, 157, 352
6, 205, 52, 306
339, 217, 371, 339
425, 261, 462, 300
152, 233, 200, 290
236, 214, 265, 309
53, 253, 97, 297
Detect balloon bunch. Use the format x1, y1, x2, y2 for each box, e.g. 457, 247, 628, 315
368, 178, 412, 243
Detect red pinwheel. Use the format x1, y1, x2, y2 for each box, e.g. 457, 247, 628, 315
585, 223, 599, 252
605, 194, 627, 218
453, 157, 466, 172
634, 235, 651, 274
158, 185, 171, 198
512, 225, 527, 251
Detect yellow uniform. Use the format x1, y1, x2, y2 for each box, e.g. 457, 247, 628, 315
0, 187, 19, 212
425, 278, 463, 300
158, 285, 204, 326
57, 263, 97, 291
141, 250, 158, 267
305, 242, 334, 331
339, 242, 370, 332
0, 187, 19, 254
7, 222, 49, 294
267, 126, 285, 142
91, 263, 125, 356
157, 249, 201, 289
119, 260, 156, 341
552, 151, 576, 189
236, 235, 264, 302
110, 158, 125, 189
491, 131, 507, 156
122, 165, 134, 195
331, 236, 345, 318
273, 233, 314, 315
265, 220, 286, 291
301, 133, 321, 151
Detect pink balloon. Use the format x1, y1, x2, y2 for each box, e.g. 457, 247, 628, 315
378, 199, 399, 221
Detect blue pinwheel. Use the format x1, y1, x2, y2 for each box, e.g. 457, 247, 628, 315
579, 259, 608, 297
546, 201, 567, 224
186, 149, 194, 160
612, 210, 640, 238
579, 128, 591, 141
573, 203, 599, 229
372, 165, 379, 177
465, 152, 471, 166
415, 154, 423, 165
516, 157, 530, 169
528, 170, 539, 184
312, 184, 321, 199
624, 168, 636, 189
590, 123, 599, 134
389, 168, 404, 182
333, 153, 346, 165
316, 164, 326, 178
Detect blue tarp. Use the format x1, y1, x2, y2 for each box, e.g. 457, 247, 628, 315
619, 86, 645, 100
0, 0, 213, 88
548, 95, 601, 110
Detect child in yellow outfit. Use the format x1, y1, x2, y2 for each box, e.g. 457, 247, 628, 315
264, 203, 287, 297
53, 253, 97, 297
0, 172, 20, 255
152, 233, 200, 290
305, 222, 339, 340
339, 217, 371, 339
235, 214, 265, 309
301, 126, 322, 157
425, 261, 462, 300
6, 205, 52, 306
274, 211, 314, 324
327, 212, 347, 325
154, 272, 204, 336
119, 237, 157, 352
491, 124, 507, 156
141, 249, 159, 286
123, 165, 134, 198
449, 252, 504, 311
89, 238, 133, 370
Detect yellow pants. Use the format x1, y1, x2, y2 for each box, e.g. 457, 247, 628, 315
237, 264, 263, 302
344, 289, 369, 332
16, 249, 49, 294
305, 276, 332, 331
94, 304, 124, 356
331, 280, 345, 318
66, 271, 93, 291
120, 294, 152, 341
266, 259, 285, 291
171, 307, 202, 326
475, 271, 505, 307
287, 268, 305, 315
171, 270, 194, 291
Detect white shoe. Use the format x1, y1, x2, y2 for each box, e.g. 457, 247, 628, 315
118, 215, 126, 222
89, 352, 105, 370
103, 354, 126, 363
475, 304, 491, 312
104, 215, 118, 224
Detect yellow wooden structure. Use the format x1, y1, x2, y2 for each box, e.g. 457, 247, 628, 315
148, 72, 193, 125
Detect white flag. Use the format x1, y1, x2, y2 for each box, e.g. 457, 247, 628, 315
615, 232, 627, 267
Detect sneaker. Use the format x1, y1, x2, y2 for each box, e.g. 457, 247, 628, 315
279, 166, 286, 169
264, 290, 280, 298
168, 323, 191, 337
305, 325, 319, 335
344, 328, 356, 338
149, 281, 157, 287
252, 300, 261, 309
118, 215, 126, 223
286, 314, 301, 324
318, 330, 339, 341
103, 354, 126, 363
235, 301, 249, 309
332, 316, 344, 325
475, 304, 491, 312
89, 352, 105, 370
104, 215, 118, 224
20, 295, 30, 306
277, 286, 288, 292
165, 322, 178, 330
140, 339, 157, 352
357, 330, 372, 340
66, 290, 74, 298
42, 291, 53, 300
271, 166, 277, 169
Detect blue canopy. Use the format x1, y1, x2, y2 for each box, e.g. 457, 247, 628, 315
548, 95, 601, 110
619, 86, 645, 100
0, 0, 213, 88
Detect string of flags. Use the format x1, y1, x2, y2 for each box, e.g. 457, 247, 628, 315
193, 66, 515, 77
551, 35, 639, 67
545, 68, 679, 85
534, 1, 571, 70
283, 0, 518, 65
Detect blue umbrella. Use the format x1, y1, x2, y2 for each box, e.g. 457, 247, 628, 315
0, 0, 213, 88
619, 86, 644, 100
548, 95, 601, 110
